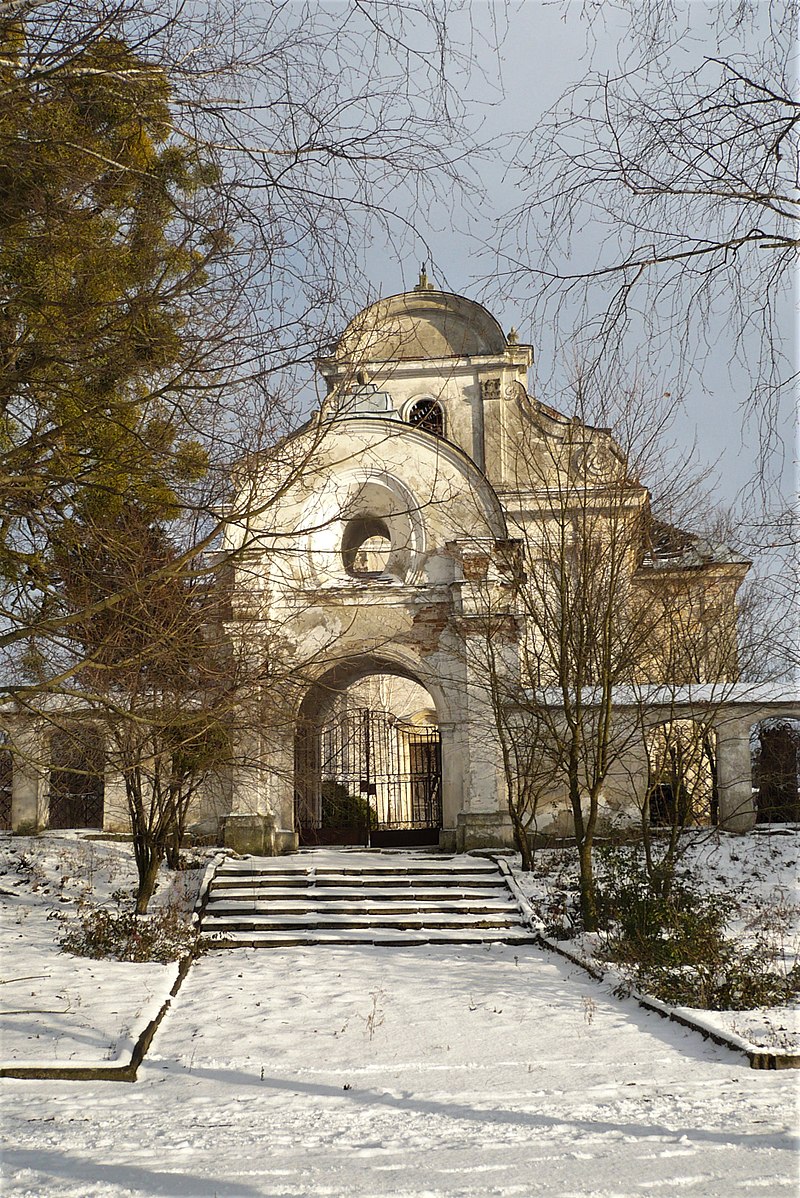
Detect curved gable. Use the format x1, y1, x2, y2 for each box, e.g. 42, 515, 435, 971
243, 419, 508, 592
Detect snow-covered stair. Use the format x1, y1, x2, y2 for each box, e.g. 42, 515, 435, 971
199, 851, 535, 947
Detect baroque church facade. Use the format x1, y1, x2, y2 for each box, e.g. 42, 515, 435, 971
214, 276, 759, 856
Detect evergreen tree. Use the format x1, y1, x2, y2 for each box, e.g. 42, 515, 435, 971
0, 17, 219, 682
58, 506, 232, 910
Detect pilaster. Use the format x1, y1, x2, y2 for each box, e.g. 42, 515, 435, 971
11, 725, 46, 832
715, 715, 756, 832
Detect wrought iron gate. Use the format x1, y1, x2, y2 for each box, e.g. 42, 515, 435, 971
47, 728, 104, 830
296, 708, 442, 847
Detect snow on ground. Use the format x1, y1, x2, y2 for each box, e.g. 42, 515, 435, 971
0, 835, 197, 1065
511, 827, 800, 1053
682, 826, 799, 922
1, 830, 798, 1196
3, 943, 798, 1197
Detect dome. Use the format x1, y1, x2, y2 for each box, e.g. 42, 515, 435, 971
329, 288, 508, 365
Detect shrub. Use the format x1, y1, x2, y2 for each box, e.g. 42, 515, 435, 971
540, 888, 582, 940
636, 949, 800, 1010
321, 781, 376, 829
597, 846, 799, 1011
58, 902, 199, 963
534, 850, 582, 939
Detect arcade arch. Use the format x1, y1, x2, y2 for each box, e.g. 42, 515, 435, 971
47, 724, 104, 829
751, 717, 800, 823
645, 719, 717, 827
0, 733, 11, 830
294, 656, 456, 848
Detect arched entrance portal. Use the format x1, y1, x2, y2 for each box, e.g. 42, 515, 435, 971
751, 717, 800, 823
296, 661, 443, 848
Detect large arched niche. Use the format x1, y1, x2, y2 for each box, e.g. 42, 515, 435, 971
294, 652, 459, 847
750, 716, 800, 823
282, 426, 509, 591
295, 468, 427, 588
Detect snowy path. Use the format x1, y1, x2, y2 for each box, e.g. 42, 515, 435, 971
2, 943, 797, 1197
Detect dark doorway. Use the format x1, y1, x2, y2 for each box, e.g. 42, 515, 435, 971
754, 720, 800, 822
648, 783, 675, 826
0, 735, 11, 830
296, 707, 442, 847
48, 726, 104, 829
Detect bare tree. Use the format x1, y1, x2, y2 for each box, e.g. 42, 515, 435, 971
52, 507, 231, 908
494, 0, 797, 487
463, 371, 749, 928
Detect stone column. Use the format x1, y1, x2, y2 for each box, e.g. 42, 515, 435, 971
455, 632, 515, 852
604, 713, 649, 829
481, 378, 507, 485
11, 723, 46, 832
102, 770, 129, 834
260, 727, 298, 854
437, 719, 460, 851
714, 714, 755, 832
223, 724, 268, 855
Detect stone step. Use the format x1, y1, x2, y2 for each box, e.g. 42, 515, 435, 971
212, 864, 501, 877
210, 874, 507, 891
206, 890, 516, 904
205, 899, 518, 916
199, 853, 531, 948
202, 912, 524, 930
209, 867, 502, 886
208, 883, 509, 901
204, 928, 538, 948
215, 857, 497, 873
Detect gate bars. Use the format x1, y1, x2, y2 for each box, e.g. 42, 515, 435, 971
296, 707, 442, 846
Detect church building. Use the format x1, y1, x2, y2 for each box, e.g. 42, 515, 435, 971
216, 274, 755, 856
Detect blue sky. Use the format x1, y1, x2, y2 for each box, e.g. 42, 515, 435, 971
340, 1, 796, 521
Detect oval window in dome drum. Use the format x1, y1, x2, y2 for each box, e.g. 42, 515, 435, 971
407, 398, 443, 436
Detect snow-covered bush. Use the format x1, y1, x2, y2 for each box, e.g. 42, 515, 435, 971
597, 846, 800, 1010
533, 850, 583, 939
57, 900, 199, 963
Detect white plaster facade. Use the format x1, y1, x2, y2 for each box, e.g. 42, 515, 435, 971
216, 280, 783, 855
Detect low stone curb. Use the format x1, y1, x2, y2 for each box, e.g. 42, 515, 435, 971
193, 851, 229, 919
540, 933, 800, 1071
1, 852, 229, 1084
493, 855, 800, 1072
1, 853, 225, 1083
0, 951, 195, 1083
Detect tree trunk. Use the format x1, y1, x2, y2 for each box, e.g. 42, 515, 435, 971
577, 837, 598, 931
135, 850, 162, 914
511, 807, 534, 871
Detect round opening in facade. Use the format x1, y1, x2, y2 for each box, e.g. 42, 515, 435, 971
342, 516, 392, 577
407, 398, 444, 436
